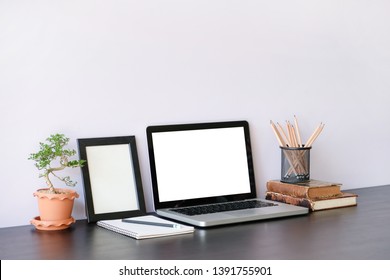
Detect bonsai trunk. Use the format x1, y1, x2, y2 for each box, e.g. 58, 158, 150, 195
44, 162, 67, 194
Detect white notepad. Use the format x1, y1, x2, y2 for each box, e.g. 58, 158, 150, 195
96, 215, 195, 240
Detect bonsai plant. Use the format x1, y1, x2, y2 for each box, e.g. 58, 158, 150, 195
28, 133, 86, 230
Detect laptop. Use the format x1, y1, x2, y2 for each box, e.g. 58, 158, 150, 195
146, 120, 308, 227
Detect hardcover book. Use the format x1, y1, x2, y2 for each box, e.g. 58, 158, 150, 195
265, 191, 357, 211
266, 179, 342, 199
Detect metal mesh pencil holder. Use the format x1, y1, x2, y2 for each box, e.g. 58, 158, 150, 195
280, 146, 311, 183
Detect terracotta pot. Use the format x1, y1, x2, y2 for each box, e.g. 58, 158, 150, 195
33, 188, 79, 221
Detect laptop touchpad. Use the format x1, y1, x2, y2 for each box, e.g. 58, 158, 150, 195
225, 209, 262, 217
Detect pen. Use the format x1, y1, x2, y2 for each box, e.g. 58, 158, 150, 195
121, 219, 182, 228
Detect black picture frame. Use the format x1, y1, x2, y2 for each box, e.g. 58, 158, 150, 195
77, 136, 146, 223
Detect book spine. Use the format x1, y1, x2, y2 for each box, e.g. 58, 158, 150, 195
266, 181, 310, 198
265, 191, 314, 211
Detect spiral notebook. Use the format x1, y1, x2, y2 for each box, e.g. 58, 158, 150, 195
96, 215, 195, 240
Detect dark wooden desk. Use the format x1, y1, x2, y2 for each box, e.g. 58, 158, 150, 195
1, 186, 389, 260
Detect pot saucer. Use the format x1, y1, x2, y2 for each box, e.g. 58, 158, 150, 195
30, 216, 75, 231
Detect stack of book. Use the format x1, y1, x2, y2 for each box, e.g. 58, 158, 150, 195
265, 179, 357, 211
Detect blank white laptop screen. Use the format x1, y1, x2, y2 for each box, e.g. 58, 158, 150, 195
151, 126, 251, 202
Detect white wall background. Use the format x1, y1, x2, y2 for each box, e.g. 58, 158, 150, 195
1, 0, 389, 228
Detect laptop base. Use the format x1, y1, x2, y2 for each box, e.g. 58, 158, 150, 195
156, 199, 308, 227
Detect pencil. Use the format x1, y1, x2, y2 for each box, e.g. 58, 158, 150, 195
277, 122, 290, 147
291, 125, 299, 147
270, 121, 285, 147
306, 123, 325, 147
294, 115, 302, 147
122, 219, 182, 228
287, 121, 298, 147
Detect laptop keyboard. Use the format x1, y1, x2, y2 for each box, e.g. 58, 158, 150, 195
170, 200, 276, 216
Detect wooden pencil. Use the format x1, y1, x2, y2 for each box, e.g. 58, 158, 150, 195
306, 123, 324, 147
287, 121, 295, 147
270, 121, 285, 147
277, 122, 290, 147
294, 115, 302, 147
